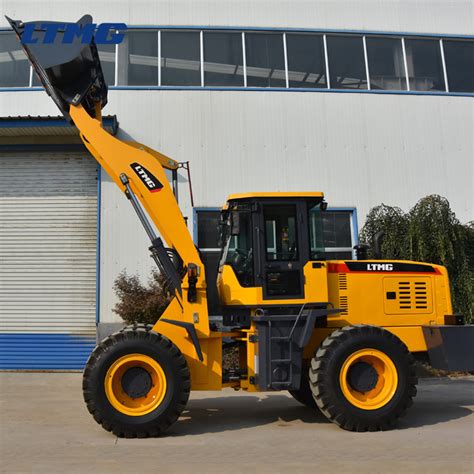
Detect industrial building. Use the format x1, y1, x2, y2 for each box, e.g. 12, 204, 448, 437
0, 1, 472, 369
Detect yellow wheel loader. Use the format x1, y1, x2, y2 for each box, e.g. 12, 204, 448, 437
9, 15, 473, 437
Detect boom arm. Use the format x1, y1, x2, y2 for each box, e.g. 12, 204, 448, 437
7, 15, 206, 319
70, 104, 202, 270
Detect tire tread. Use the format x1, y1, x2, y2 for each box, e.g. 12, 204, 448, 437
83, 324, 190, 438
309, 325, 417, 432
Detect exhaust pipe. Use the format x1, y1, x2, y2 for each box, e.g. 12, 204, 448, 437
373, 231, 385, 259
6, 15, 107, 122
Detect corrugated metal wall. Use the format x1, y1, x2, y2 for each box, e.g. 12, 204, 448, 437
0, 0, 472, 35
94, 91, 473, 323
0, 153, 97, 369
0, 0, 472, 326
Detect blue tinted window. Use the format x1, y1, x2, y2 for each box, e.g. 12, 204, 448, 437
118, 31, 158, 86
245, 33, 286, 87
444, 40, 474, 93
204, 32, 244, 87
161, 31, 201, 86
405, 39, 445, 91
0, 33, 29, 87
327, 35, 367, 89
286, 34, 327, 89
366, 37, 406, 90
97, 44, 116, 86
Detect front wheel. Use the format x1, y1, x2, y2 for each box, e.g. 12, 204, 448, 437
309, 325, 417, 431
288, 369, 317, 408
83, 324, 190, 438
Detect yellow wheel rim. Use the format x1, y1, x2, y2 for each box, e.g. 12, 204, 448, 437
104, 354, 167, 416
339, 349, 398, 410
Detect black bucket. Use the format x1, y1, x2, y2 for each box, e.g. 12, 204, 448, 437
6, 15, 107, 122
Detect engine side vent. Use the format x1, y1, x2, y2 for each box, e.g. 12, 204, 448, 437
339, 273, 348, 291
398, 281, 412, 309
397, 281, 429, 310
339, 296, 348, 315
338, 273, 348, 315
384, 277, 433, 315
414, 281, 428, 309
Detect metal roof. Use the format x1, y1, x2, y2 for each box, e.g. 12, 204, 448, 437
0, 115, 118, 137
227, 192, 324, 200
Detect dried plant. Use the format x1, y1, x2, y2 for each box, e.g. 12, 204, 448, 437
113, 270, 172, 325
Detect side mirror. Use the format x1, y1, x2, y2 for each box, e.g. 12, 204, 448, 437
231, 211, 240, 235
320, 200, 328, 211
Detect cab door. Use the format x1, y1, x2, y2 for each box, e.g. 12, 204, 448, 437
257, 201, 307, 300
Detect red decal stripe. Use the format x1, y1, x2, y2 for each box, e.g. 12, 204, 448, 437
327, 263, 441, 275
328, 263, 349, 273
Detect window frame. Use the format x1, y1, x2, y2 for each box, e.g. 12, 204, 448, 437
194, 207, 222, 252
325, 33, 369, 90
0, 31, 31, 88
244, 31, 287, 88
159, 29, 202, 87
0, 26, 471, 96
365, 35, 408, 92
316, 207, 358, 260
285, 31, 328, 89
118, 29, 159, 86
442, 38, 474, 93
203, 30, 245, 88
194, 207, 359, 259
403, 36, 448, 92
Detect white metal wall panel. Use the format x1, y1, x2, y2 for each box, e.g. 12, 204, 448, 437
0, 0, 472, 36
93, 91, 473, 323
0, 153, 97, 334
1, 92, 472, 325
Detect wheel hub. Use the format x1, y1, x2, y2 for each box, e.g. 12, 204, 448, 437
104, 353, 168, 416
347, 361, 379, 393
121, 366, 152, 399
339, 349, 399, 410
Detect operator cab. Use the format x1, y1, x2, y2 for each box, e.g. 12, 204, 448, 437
217, 192, 328, 308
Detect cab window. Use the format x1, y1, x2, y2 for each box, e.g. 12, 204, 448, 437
264, 204, 299, 261
225, 211, 254, 287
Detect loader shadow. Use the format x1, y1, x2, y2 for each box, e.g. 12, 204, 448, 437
170, 394, 329, 436
396, 378, 474, 430
168, 379, 473, 436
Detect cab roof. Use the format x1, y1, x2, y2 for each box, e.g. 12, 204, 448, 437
227, 192, 324, 201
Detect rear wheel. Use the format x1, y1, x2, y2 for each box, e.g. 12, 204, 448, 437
83, 324, 190, 438
309, 325, 417, 431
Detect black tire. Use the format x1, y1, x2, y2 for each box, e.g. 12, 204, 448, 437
289, 369, 317, 408
83, 324, 190, 438
309, 325, 417, 432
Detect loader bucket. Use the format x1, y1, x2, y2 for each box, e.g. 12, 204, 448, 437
6, 15, 107, 122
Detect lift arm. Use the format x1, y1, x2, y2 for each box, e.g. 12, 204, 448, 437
70, 104, 201, 267
124, 141, 179, 171
7, 15, 205, 314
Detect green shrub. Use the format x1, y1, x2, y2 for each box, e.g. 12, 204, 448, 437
360, 195, 473, 323
113, 270, 171, 325
359, 204, 410, 259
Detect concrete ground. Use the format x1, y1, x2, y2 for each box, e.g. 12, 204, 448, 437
0, 373, 473, 473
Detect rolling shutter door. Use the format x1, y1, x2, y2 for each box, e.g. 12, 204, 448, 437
0, 153, 97, 369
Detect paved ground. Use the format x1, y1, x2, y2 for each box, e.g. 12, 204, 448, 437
0, 373, 473, 473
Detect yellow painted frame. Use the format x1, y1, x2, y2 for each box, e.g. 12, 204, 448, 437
70, 105, 222, 390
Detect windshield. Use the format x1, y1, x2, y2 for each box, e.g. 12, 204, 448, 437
218, 209, 254, 287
